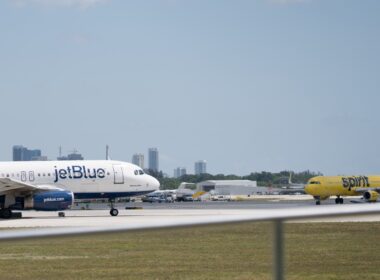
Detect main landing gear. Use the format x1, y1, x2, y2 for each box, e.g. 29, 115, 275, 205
109, 199, 119, 217
335, 196, 344, 204
0, 208, 12, 219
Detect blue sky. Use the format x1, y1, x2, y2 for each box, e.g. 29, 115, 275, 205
1, 0, 379, 176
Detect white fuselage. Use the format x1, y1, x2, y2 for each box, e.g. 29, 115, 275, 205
0, 160, 160, 199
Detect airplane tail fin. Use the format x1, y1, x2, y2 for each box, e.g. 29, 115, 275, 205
288, 172, 293, 185
192, 191, 206, 199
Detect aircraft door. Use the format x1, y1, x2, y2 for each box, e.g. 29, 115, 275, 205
113, 165, 124, 184
29, 171, 35, 182
21, 171, 27, 182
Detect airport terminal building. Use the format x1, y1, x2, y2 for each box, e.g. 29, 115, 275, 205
196, 180, 268, 196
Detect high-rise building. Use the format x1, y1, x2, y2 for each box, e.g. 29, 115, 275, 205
29, 150, 42, 160
12, 145, 24, 161
148, 148, 159, 172
195, 160, 207, 175
174, 167, 187, 178
13, 145, 44, 161
132, 153, 145, 168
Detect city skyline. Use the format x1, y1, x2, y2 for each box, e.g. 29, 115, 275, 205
1, 1, 379, 176
10, 145, 213, 176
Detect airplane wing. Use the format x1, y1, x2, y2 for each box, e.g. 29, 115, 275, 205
0, 178, 64, 193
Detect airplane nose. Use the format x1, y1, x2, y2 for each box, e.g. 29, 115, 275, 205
150, 176, 160, 190
304, 184, 311, 194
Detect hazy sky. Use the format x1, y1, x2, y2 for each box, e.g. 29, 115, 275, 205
1, 0, 379, 176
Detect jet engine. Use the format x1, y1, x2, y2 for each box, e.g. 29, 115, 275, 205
363, 191, 379, 202
24, 191, 74, 211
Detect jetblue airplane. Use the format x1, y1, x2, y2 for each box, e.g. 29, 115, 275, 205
0, 160, 160, 219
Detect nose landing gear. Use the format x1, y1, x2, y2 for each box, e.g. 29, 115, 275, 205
314, 196, 321, 205
0, 208, 12, 219
109, 199, 119, 216
110, 208, 119, 216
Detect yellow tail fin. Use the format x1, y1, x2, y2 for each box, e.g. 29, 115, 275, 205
192, 191, 206, 199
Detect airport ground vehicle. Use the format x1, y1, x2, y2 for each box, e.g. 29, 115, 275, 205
211, 195, 231, 201
141, 193, 174, 203
176, 194, 194, 202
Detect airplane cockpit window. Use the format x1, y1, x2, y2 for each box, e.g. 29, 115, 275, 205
133, 170, 145, 175
309, 181, 321, 185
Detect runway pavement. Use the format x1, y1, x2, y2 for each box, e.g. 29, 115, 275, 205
71, 195, 348, 210
1, 198, 380, 230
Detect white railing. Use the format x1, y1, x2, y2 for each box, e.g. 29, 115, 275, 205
1, 204, 380, 280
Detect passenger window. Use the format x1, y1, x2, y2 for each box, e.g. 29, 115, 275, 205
134, 170, 138, 175
139, 170, 144, 175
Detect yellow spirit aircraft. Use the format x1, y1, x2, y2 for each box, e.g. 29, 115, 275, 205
305, 175, 380, 205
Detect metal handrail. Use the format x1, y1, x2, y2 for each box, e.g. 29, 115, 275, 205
1, 204, 380, 280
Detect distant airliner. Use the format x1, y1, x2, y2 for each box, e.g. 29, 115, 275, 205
305, 175, 380, 205
287, 173, 305, 189
0, 160, 160, 218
